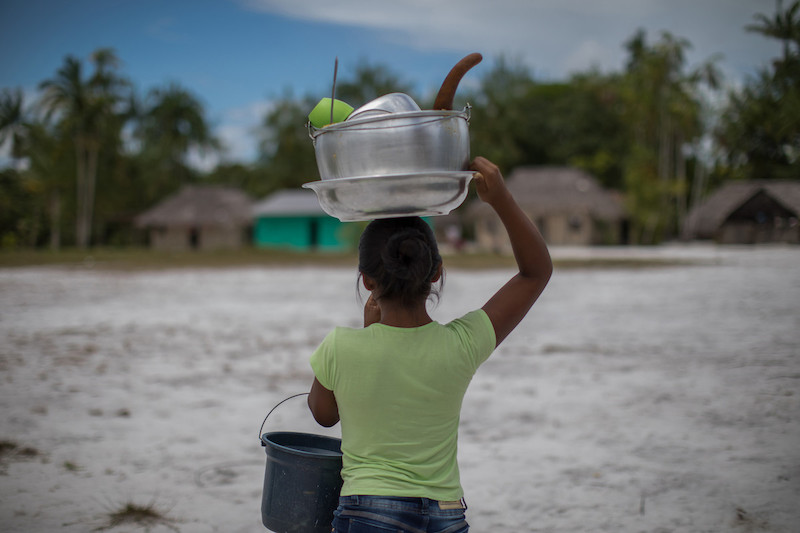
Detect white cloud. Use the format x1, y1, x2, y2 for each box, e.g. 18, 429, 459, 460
198, 100, 277, 167
240, 0, 780, 82
186, 147, 219, 173
145, 17, 188, 43
563, 40, 620, 75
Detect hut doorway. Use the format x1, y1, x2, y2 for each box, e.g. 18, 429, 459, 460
309, 219, 319, 249
189, 227, 200, 250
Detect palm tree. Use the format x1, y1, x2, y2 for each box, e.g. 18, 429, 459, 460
716, 1, 800, 181
0, 88, 26, 161
746, 0, 800, 60
38, 48, 129, 249
24, 122, 72, 249
256, 94, 319, 192
1, 88, 73, 249
137, 83, 218, 196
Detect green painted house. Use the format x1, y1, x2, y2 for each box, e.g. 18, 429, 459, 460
252, 189, 353, 251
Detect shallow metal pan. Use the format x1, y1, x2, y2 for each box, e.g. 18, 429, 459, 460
302, 171, 474, 222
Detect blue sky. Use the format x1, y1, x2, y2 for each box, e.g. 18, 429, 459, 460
0, 0, 783, 167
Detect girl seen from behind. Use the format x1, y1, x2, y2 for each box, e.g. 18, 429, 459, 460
308, 156, 552, 532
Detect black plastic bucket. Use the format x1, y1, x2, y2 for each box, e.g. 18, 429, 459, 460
259, 394, 343, 533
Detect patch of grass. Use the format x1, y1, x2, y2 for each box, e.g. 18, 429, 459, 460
17, 446, 40, 457
0, 440, 17, 474
443, 253, 697, 270
0, 246, 700, 271
553, 257, 700, 270
0, 247, 358, 271
0, 440, 41, 459
0, 440, 45, 474
96, 501, 178, 532
734, 506, 770, 531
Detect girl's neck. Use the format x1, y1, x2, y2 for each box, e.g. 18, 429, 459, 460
378, 299, 432, 328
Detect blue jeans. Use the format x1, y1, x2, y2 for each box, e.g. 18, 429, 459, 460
332, 495, 469, 533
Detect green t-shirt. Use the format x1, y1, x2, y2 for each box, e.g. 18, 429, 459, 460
310, 309, 496, 501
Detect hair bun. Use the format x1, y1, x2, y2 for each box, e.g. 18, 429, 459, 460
358, 216, 443, 306
382, 230, 432, 281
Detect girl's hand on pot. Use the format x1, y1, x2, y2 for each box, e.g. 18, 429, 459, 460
471, 156, 510, 206
364, 294, 381, 327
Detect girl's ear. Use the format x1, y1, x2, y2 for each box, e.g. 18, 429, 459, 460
431, 262, 443, 283
362, 274, 377, 291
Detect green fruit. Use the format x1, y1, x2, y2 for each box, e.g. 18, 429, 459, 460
308, 98, 354, 128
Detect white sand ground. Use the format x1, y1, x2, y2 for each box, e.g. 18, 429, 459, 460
0, 245, 798, 532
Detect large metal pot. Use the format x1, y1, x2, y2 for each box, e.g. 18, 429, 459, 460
309, 107, 471, 180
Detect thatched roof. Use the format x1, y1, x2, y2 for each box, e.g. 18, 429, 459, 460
465, 166, 625, 220
135, 185, 254, 228
252, 189, 326, 217
683, 181, 800, 238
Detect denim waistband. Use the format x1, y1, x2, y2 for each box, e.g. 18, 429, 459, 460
339, 495, 467, 511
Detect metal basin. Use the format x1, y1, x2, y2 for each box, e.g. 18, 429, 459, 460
310, 108, 470, 180
347, 93, 421, 121
302, 172, 473, 222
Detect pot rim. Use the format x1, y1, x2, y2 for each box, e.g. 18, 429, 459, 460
308, 105, 471, 139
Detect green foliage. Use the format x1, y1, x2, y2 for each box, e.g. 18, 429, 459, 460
466, 56, 534, 172
136, 82, 219, 191
467, 58, 629, 190
37, 49, 134, 249
256, 93, 319, 192
617, 29, 719, 242
0, 88, 26, 158
333, 60, 416, 108
205, 162, 271, 198
715, 0, 800, 181
0, 168, 42, 247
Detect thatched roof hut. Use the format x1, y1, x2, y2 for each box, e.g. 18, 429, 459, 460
135, 185, 253, 250
465, 166, 626, 248
683, 181, 800, 244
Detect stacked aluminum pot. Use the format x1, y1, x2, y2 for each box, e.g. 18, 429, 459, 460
302, 54, 482, 222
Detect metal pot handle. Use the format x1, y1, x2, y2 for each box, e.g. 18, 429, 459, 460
306, 121, 318, 144
258, 392, 310, 444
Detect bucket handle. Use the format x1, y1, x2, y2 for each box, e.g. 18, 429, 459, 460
258, 392, 310, 444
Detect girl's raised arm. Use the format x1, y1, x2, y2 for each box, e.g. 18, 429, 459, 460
471, 157, 553, 346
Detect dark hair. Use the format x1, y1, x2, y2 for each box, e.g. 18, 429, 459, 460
358, 217, 444, 306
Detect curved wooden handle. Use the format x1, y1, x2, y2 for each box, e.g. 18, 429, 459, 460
433, 53, 483, 110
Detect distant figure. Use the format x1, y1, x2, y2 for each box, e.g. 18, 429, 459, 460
445, 223, 465, 251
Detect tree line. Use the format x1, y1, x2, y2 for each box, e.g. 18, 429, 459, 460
1, 1, 798, 248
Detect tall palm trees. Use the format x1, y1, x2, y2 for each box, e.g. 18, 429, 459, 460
3, 49, 219, 249
39, 49, 130, 249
